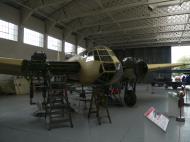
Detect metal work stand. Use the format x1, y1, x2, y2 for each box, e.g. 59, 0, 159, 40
29, 76, 48, 117
45, 75, 73, 130
29, 76, 47, 105
88, 86, 111, 125
110, 87, 123, 106
78, 85, 88, 109
24, 52, 77, 130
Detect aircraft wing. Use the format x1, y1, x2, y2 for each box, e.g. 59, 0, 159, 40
148, 63, 189, 72
153, 69, 190, 74
0, 57, 23, 75
0, 57, 81, 76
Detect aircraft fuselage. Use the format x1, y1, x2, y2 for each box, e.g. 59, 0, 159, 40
68, 46, 123, 85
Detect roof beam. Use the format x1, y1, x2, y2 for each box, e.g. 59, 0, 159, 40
26, 0, 72, 10
92, 28, 190, 42
39, 0, 72, 8
20, 0, 43, 24
90, 24, 189, 40
5, 0, 92, 45
98, 34, 185, 45
21, 8, 35, 24
15, 0, 71, 24
178, 14, 190, 42
58, 0, 181, 22
109, 36, 190, 47
10, 1, 69, 27
111, 41, 190, 49
86, 21, 190, 37
78, 8, 190, 32
94, 0, 121, 28
97, 31, 190, 45
45, 0, 74, 32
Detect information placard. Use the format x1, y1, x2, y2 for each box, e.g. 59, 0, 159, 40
144, 107, 169, 132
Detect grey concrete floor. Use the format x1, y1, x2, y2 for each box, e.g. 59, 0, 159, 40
0, 84, 190, 142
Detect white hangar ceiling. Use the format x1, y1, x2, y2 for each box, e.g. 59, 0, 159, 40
3, 0, 190, 49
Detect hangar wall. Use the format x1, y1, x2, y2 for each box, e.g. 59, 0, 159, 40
0, 3, 93, 88
0, 3, 91, 60
114, 46, 171, 82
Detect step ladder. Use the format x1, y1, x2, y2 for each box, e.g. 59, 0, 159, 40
88, 86, 111, 125
45, 75, 73, 130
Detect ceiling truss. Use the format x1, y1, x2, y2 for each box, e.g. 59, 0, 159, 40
2, 0, 190, 49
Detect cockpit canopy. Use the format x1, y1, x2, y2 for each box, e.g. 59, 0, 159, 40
80, 46, 116, 62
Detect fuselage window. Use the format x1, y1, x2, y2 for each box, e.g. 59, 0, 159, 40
86, 51, 94, 62
94, 50, 100, 61
100, 56, 112, 61
98, 50, 113, 61
98, 50, 109, 55
80, 50, 87, 58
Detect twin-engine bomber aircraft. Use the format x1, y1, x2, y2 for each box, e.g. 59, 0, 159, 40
0, 46, 188, 106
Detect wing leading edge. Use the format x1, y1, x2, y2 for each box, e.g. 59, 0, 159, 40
148, 63, 189, 72
0, 57, 23, 75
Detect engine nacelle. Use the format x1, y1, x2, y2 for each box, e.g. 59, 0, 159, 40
122, 57, 136, 81
122, 57, 148, 81
135, 60, 148, 80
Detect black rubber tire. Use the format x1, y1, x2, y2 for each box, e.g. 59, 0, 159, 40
151, 83, 155, 86
165, 85, 168, 89
172, 85, 177, 90
124, 90, 137, 107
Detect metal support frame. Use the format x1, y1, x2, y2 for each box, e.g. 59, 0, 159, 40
3, 0, 190, 49
60, 0, 184, 23
96, 31, 190, 45
18, 10, 24, 43
84, 38, 89, 49
111, 39, 190, 49
62, 32, 66, 59
92, 29, 190, 43
74, 33, 78, 54
20, 0, 72, 24
8, 0, 87, 42
87, 21, 190, 37
76, 6, 190, 31
45, 75, 73, 130
88, 86, 112, 125
178, 14, 190, 43
94, 0, 121, 28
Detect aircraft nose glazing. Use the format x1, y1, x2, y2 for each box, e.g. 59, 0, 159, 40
96, 62, 122, 84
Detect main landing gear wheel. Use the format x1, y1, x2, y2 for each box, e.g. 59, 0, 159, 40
172, 85, 178, 90
123, 81, 137, 107
124, 90, 136, 107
